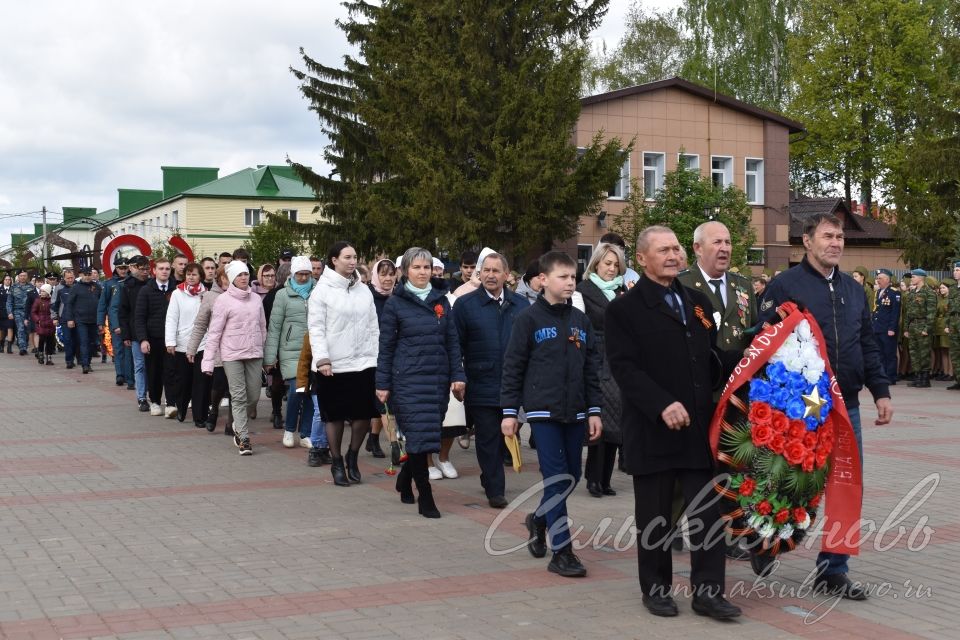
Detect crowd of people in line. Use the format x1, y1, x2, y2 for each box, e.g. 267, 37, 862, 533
0, 214, 932, 619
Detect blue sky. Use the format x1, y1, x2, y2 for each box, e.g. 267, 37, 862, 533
0, 0, 680, 250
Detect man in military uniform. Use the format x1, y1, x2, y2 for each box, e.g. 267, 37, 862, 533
678, 220, 758, 561
903, 268, 938, 388
5, 269, 34, 355
872, 269, 901, 384
945, 261, 960, 390
853, 266, 876, 313
98, 256, 130, 386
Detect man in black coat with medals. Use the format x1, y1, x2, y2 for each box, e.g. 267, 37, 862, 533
606, 225, 741, 620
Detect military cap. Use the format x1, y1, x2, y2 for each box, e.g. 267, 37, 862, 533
130, 255, 150, 267
853, 265, 869, 277
113, 255, 127, 266
926, 276, 938, 288
79, 266, 92, 274
942, 278, 957, 287
953, 260, 960, 269
911, 268, 927, 278
44, 272, 57, 279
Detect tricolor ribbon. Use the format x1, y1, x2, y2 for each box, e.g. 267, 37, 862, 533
708, 301, 863, 555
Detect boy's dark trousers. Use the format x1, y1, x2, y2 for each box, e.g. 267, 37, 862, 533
530, 420, 586, 552
76, 322, 98, 366
472, 406, 506, 499
145, 338, 175, 405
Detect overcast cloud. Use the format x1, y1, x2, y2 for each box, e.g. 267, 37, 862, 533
0, 0, 679, 248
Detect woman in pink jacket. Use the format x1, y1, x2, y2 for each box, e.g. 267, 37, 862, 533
202, 261, 267, 456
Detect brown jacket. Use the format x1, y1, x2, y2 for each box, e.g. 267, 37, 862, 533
296, 333, 312, 390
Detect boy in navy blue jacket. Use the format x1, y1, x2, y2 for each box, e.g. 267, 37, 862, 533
500, 251, 602, 577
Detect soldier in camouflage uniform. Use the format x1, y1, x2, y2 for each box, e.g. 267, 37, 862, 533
946, 261, 960, 390
903, 268, 938, 388
4, 270, 34, 355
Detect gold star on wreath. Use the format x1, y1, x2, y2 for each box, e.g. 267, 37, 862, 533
801, 387, 827, 419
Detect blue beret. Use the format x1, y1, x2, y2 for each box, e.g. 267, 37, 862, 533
876, 268, 892, 277
953, 261, 960, 269
911, 268, 927, 277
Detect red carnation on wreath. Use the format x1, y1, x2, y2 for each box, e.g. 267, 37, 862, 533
774, 508, 790, 524
739, 477, 757, 497
434, 304, 444, 319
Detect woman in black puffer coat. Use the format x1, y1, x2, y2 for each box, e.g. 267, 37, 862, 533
376, 247, 466, 518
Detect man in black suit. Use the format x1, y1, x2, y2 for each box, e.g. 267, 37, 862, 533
606, 225, 741, 620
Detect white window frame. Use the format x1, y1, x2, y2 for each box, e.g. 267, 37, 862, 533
607, 152, 630, 200
678, 152, 699, 172
281, 208, 298, 222
745, 157, 764, 205
711, 155, 733, 188
171, 210, 179, 229
643, 152, 666, 201
244, 208, 261, 228
163, 213, 168, 228
139, 222, 145, 236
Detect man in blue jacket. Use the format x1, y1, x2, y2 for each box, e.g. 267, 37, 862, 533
97, 257, 130, 386
759, 212, 893, 600
872, 268, 901, 384
453, 252, 526, 509
63, 266, 103, 374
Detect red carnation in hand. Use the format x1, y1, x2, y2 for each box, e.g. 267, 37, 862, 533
788, 420, 806, 440
802, 451, 815, 473
751, 423, 774, 447
775, 508, 790, 524
808, 494, 822, 509
792, 507, 808, 523
434, 304, 445, 319
784, 439, 807, 465
749, 401, 773, 427
738, 476, 757, 497
802, 431, 818, 449
771, 411, 790, 434
768, 433, 786, 454
756, 500, 772, 516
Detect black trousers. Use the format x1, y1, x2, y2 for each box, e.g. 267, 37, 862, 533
145, 338, 175, 405
192, 351, 212, 423
584, 441, 617, 488
633, 468, 725, 598
472, 406, 506, 499
172, 352, 194, 419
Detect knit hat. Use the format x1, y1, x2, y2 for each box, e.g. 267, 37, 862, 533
432, 257, 444, 269
39, 283, 52, 295
290, 256, 312, 275
477, 247, 496, 269
225, 260, 249, 284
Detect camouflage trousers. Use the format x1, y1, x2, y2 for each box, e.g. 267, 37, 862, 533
949, 316, 960, 377
12, 310, 29, 351
907, 321, 931, 375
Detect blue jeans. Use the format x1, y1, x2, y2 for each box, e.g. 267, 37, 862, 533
817, 405, 863, 576
530, 420, 586, 552
310, 395, 328, 448
61, 325, 77, 364
284, 378, 313, 438
130, 340, 147, 400
76, 322, 97, 366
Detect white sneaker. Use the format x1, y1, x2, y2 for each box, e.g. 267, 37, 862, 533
149, 403, 162, 416
299, 437, 312, 448
438, 460, 459, 479
428, 465, 443, 481
164, 405, 177, 419
282, 431, 296, 448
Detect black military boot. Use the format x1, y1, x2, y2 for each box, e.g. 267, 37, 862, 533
916, 371, 931, 388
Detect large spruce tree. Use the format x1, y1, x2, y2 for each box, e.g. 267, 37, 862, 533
290, 0, 627, 258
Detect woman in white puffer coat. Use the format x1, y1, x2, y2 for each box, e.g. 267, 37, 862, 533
308, 241, 380, 487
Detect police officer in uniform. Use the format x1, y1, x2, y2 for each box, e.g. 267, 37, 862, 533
945, 261, 960, 390
872, 268, 900, 384
903, 268, 937, 388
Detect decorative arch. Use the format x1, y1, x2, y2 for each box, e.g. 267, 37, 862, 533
101, 235, 152, 279
92, 227, 116, 271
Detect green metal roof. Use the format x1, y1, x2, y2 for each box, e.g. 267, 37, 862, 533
162, 166, 220, 199
179, 166, 317, 200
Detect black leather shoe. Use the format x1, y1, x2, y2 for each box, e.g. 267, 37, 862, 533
548, 547, 586, 577
601, 485, 617, 496
271, 413, 283, 429
692, 593, 742, 619
82, 365, 91, 374
368, 436, 386, 458
307, 447, 325, 467
345, 449, 362, 483
642, 594, 679, 617
194, 420, 206, 428
488, 495, 508, 509
115, 376, 125, 386
814, 573, 869, 600
66, 362, 75, 369
750, 551, 777, 576
586, 481, 603, 497
330, 458, 350, 487
317, 448, 333, 465
525, 513, 547, 558
725, 541, 750, 560
948, 381, 960, 390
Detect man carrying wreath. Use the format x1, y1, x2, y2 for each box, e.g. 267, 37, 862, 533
759, 212, 893, 600
606, 225, 742, 620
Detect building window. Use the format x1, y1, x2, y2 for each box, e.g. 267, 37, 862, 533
643, 152, 665, 200
244, 208, 261, 227
171, 211, 179, 229
281, 209, 298, 222
747, 247, 766, 265
607, 153, 630, 200
155, 216, 161, 227
139, 222, 145, 236
163, 214, 168, 228
711, 156, 733, 188
745, 158, 764, 204
678, 153, 699, 172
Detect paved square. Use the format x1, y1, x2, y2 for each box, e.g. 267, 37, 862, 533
0, 355, 956, 639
